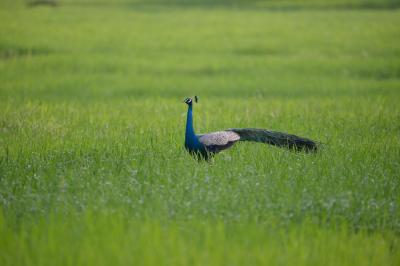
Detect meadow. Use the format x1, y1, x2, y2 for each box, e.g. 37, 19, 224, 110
0, 0, 400, 265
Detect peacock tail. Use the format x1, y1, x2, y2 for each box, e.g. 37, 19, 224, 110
229, 128, 317, 152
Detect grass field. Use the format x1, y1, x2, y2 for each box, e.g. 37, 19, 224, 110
1, 0, 400, 265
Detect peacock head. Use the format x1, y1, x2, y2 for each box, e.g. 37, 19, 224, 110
183, 96, 198, 106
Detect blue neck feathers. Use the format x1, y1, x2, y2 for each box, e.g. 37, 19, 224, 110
185, 105, 201, 148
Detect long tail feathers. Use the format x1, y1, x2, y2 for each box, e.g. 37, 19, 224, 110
229, 128, 318, 152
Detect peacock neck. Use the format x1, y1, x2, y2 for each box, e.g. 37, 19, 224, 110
185, 105, 198, 145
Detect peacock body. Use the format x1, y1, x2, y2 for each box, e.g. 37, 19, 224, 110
183, 97, 317, 160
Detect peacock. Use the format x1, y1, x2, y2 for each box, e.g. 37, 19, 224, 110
183, 96, 317, 160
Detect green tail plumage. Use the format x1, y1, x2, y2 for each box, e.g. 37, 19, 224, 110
229, 128, 317, 152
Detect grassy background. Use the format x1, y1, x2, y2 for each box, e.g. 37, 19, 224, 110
1, 0, 400, 265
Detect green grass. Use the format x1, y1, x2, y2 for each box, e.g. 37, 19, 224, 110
1, 213, 399, 266
1, 0, 400, 265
